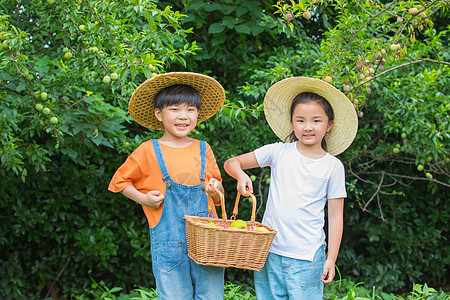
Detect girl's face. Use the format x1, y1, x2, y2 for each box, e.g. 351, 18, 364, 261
155, 103, 199, 142
291, 101, 334, 153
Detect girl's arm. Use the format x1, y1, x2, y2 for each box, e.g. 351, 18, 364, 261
224, 152, 260, 195
321, 197, 344, 284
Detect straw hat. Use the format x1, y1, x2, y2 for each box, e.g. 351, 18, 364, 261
129, 72, 225, 130
264, 77, 358, 155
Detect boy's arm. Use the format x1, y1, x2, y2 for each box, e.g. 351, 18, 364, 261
121, 184, 164, 208
224, 152, 260, 195
322, 197, 344, 284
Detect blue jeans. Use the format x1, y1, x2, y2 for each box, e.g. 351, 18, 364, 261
150, 139, 224, 300
254, 245, 325, 300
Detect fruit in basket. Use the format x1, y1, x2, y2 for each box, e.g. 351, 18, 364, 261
207, 222, 217, 226
256, 227, 269, 232
230, 219, 247, 229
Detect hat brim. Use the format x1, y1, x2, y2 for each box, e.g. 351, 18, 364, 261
264, 77, 358, 155
129, 72, 225, 130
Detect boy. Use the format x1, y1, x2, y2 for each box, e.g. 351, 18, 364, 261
108, 72, 226, 300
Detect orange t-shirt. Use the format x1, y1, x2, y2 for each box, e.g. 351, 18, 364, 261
108, 139, 222, 227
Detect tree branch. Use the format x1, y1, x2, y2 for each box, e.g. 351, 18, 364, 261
350, 58, 450, 91
363, 171, 385, 212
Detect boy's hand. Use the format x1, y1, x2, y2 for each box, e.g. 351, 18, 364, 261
143, 190, 164, 208
205, 178, 224, 203
321, 259, 336, 284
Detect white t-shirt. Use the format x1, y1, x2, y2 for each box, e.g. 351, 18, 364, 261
254, 142, 347, 261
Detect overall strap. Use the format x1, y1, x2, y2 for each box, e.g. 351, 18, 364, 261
151, 139, 170, 182
199, 141, 206, 183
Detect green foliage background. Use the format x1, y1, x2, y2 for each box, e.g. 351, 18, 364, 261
0, 0, 448, 298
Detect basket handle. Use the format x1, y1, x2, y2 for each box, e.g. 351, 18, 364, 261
233, 191, 256, 225
210, 185, 227, 222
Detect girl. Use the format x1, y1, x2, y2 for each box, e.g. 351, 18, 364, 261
224, 77, 358, 299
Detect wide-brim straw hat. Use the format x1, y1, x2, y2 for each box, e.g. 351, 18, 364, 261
264, 77, 358, 156
129, 72, 225, 130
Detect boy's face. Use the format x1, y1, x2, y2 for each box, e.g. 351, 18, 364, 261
155, 103, 199, 140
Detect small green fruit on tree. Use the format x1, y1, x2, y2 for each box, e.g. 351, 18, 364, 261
42, 107, 51, 115
417, 164, 424, 171
250, 175, 256, 181
79, 24, 86, 31
110, 73, 119, 80
103, 75, 111, 84
63, 47, 69, 53
35, 103, 43, 111
40, 92, 48, 100
425, 172, 433, 179
64, 51, 73, 59
50, 117, 58, 124
393, 147, 400, 154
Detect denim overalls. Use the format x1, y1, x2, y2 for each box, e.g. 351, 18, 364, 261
149, 139, 224, 300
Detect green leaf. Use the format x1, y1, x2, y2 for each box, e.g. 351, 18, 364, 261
208, 23, 225, 34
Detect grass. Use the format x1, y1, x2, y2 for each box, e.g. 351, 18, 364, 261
74, 274, 449, 300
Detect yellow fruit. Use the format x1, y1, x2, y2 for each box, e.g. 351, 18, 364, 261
324, 76, 332, 83
256, 227, 269, 232
207, 222, 217, 226
230, 219, 247, 229
303, 11, 312, 20
64, 51, 72, 59
408, 7, 418, 15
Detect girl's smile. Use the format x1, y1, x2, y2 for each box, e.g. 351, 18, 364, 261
291, 102, 333, 155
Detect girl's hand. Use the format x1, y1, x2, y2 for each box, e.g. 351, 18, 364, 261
236, 172, 253, 196
321, 259, 336, 284
143, 190, 165, 208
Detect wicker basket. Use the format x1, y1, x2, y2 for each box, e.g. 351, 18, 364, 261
184, 187, 277, 271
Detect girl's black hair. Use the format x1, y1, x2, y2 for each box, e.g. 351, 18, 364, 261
286, 92, 334, 151
154, 84, 202, 110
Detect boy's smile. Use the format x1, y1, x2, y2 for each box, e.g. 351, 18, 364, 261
155, 103, 199, 143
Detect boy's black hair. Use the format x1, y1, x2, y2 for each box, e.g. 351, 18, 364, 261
154, 84, 202, 110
